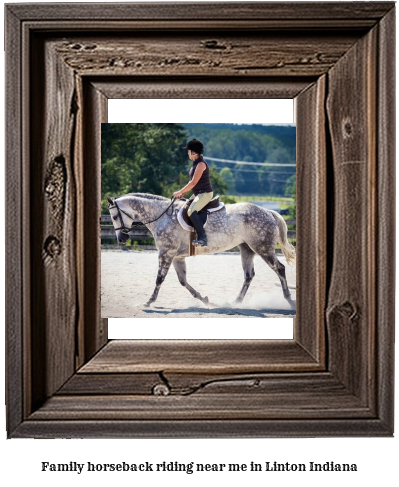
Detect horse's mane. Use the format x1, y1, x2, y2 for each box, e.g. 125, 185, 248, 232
124, 192, 170, 202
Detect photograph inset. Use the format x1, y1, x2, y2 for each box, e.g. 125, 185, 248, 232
101, 123, 296, 321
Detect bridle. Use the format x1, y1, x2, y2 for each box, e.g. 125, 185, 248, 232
109, 197, 176, 236
108, 200, 133, 236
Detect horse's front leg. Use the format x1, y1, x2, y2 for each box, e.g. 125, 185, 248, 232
144, 252, 174, 307
173, 258, 209, 305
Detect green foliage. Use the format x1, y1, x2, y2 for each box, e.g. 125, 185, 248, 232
208, 166, 229, 196
220, 167, 235, 193
101, 123, 296, 215
101, 123, 187, 210
185, 123, 296, 160
220, 195, 237, 204
184, 123, 296, 196
285, 174, 296, 221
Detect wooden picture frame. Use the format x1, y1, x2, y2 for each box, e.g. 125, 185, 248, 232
5, 2, 395, 438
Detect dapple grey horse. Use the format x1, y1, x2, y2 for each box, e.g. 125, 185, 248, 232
107, 193, 296, 309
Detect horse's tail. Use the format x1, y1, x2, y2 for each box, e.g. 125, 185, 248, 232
270, 210, 296, 265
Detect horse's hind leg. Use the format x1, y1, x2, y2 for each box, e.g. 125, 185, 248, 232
144, 252, 173, 307
260, 252, 296, 310
173, 258, 209, 305
234, 243, 255, 303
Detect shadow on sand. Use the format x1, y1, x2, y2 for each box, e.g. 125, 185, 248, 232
143, 306, 295, 318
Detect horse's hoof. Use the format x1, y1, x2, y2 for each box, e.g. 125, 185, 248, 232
143, 301, 152, 307
203, 296, 209, 304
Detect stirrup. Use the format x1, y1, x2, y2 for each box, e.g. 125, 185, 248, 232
192, 237, 207, 247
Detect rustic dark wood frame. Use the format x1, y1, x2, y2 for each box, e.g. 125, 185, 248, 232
5, 2, 395, 438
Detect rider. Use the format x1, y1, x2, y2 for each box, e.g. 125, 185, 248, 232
173, 139, 213, 247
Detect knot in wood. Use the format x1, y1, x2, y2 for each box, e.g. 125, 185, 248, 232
45, 181, 56, 196
343, 119, 353, 137
43, 236, 61, 259
152, 383, 170, 396
83, 44, 97, 51
45, 157, 66, 201
327, 301, 359, 324
201, 39, 227, 50
109, 58, 123, 67
339, 301, 358, 321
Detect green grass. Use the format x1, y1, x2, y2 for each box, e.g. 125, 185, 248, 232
227, 194, 294, 204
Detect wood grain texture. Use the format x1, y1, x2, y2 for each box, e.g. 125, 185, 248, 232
376, 7, 395, 431
90, 75, 324, 369
20, 19, 386, 32
92, 78, 311, 99
34, 371, 375, 422
54, 34, 359, 78
29, 393, 371, 421
7, 2, 394, 22
59, 372, 163, 396
295, 76, 326, 362
5, 2, 395, 438
326, 27, 377, 404
30, 36, 78, 407
80, 81, 108, 365
14, 418, 391, 439
61, 371, 357, 397
5, 5, 24, 436
80, 340, 320, 374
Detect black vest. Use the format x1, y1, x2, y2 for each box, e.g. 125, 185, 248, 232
189, 156, 213, 195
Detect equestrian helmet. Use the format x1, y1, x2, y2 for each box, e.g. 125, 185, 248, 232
184, 138, 204, 154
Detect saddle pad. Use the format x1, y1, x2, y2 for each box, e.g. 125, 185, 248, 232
177, 200, 225, 232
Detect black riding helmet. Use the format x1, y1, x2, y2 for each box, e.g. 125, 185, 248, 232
184, 138, 204, 154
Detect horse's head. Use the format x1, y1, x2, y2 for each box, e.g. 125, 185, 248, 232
107, 197, 130, 244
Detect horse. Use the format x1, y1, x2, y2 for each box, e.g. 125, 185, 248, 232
106, 193, 296, 309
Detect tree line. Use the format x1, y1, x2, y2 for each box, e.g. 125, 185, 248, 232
184, 123, 296, 196
101, 123, 296, 212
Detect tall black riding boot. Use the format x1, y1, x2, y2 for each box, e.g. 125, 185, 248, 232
189, 211, 208, 247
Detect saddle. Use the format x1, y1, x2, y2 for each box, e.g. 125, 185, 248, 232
177, 196, 225, 257
177, 195, 225, 232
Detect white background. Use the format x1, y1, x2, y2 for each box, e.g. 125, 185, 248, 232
1, 1, 398, 486
108, 98, 295, 340
109, 98, 295, 123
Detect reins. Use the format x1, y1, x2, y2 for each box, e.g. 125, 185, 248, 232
110, 197, 176, 234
